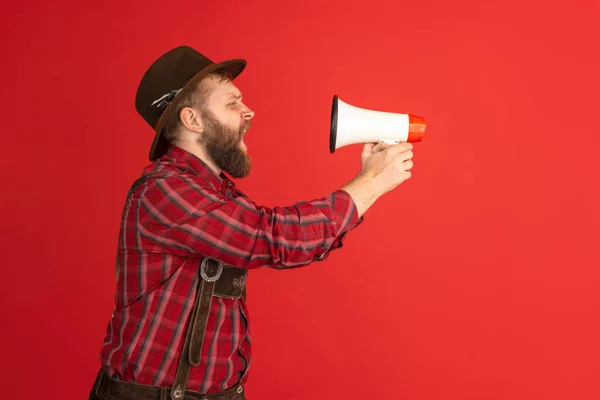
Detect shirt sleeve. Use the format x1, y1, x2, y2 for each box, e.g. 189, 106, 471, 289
135, 175, 364, 269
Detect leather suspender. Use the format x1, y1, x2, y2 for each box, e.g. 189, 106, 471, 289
170, 277, 216, 399
170, 258, 233, 400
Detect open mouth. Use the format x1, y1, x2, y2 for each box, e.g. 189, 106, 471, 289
240, 126, 250, 151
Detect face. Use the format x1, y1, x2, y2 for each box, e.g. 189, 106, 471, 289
196, 78, 255, 178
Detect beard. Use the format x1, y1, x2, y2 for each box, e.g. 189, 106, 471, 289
197, 107, 252, 178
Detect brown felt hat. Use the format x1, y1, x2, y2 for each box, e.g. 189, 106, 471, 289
135, 46, 246, 161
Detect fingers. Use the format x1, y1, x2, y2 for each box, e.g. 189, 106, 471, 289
365, 141, 412, 156
372, 142, 391, 153
386, 142, 413, 156
362, 143, 376, 157
388, 142, 413, 163
394, 155, 414, 183
398, 149, 414, 162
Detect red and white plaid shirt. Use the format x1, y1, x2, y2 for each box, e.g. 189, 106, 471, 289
98, 145, 363, 393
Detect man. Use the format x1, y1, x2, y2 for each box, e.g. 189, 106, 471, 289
89, 46, 414, 400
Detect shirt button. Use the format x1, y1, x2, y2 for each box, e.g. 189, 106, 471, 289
227, 181, 233, 186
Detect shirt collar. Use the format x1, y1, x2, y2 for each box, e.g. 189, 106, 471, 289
150, 145, 236, 192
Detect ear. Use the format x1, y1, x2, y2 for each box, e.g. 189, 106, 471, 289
179, 106, 204, 133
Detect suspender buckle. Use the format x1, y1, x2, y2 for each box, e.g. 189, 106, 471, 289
200, 257, 224, 282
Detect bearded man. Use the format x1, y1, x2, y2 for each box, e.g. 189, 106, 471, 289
89, 46, 415, 400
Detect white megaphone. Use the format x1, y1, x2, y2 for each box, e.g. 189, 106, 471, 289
329, 95, 426, 153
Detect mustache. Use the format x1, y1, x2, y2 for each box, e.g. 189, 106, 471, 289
241, 120, 252, 133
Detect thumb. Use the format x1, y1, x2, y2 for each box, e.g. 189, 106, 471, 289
362, 142, 376, 157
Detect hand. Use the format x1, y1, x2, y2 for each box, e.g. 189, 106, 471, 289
340, 141, 415, 218
359, 141, 414, 195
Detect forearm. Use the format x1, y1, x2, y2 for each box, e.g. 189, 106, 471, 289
137, 177, 362, 269
340, 174, 383, 219
252, 189, 361, 268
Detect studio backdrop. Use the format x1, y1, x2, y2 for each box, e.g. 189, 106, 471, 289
1, 1, 599, 399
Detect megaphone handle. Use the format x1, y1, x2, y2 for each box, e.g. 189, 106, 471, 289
379, 139, 400, 145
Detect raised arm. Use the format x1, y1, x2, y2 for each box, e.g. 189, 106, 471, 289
135, 174, 363, 269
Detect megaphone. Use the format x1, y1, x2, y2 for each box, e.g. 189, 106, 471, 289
329, 95, 426, 153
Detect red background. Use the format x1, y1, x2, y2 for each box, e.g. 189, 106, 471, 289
1, 0, 599, 399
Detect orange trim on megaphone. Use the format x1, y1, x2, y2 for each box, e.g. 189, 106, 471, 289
408, 115, 426, 142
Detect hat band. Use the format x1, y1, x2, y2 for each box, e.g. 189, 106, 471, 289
149, 88, 182, 117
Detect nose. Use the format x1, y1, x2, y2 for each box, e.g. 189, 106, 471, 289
242, 104, 254, 120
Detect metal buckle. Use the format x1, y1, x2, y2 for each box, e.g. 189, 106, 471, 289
172, 388, 183, 399
200, 258, 223, 282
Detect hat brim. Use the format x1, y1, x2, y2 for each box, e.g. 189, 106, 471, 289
148, 59, 247, 161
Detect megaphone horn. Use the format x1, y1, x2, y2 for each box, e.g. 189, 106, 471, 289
329, 95, 426, 153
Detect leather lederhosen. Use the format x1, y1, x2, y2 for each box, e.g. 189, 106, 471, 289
170, 258, 248, 400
